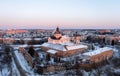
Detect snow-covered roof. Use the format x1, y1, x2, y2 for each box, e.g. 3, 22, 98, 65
47, 49, 58, 54
14, 38, 20, 40
42, 43, 67, 51
42, 43, 88, 51
10, 44, 41, 49
23, 38, 32, 40
61, 42, 74, 46
119, 40, 120, 42
66, 45, 88, 50
34, 38, 42, 40
14, 38, 42, 40
10, 44, 28, 49
83, 47, 113, 56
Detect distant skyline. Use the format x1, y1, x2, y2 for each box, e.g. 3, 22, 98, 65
0, 0, 120, 29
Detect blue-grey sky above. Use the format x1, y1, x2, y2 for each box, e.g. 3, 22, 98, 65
0, 0, 120, 29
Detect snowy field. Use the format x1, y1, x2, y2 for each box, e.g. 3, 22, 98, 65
0, 58, 20, 76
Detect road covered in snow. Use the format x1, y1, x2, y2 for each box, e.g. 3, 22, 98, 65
0, 44, 20, 76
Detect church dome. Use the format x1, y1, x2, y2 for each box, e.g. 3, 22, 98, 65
53, 27, 61, 34
50, 27, 62, 40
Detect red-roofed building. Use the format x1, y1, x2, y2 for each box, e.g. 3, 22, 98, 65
6, 29, 28, 34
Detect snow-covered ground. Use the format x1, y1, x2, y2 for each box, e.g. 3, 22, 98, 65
14, 51, 35, 75
14, 50, 43, 76
0, 58, 20, 76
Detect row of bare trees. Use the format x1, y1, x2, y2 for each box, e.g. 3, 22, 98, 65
0, 45, 12, 76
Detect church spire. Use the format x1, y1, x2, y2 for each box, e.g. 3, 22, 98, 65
54, 26, 61, 34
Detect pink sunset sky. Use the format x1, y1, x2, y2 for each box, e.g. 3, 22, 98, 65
0, 0, 120, 29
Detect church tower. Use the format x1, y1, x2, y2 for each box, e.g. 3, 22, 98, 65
52, 27, 62, 39
73, 32, 80, 44
48, 27, 69, 44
